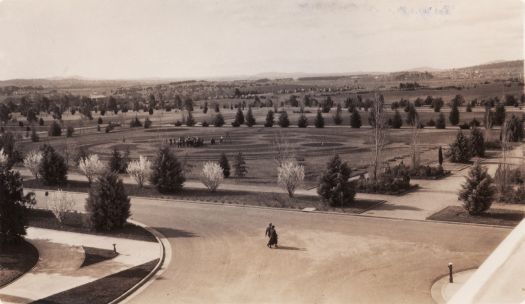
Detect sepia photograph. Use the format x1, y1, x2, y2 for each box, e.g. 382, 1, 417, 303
0, 0, 524, 303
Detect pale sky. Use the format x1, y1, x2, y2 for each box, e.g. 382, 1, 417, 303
0, 0, 523, 80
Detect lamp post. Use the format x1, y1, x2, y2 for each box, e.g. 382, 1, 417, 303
448, 262, 453, 283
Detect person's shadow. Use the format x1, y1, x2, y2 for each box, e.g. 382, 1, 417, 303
274, 245, 306, 251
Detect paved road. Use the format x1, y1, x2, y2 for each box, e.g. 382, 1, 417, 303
125, 197, 510, 304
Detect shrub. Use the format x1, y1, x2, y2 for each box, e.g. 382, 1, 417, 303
278, 111, 290, 128
66, 125, 75, 137
39, 118, 44, 126
459, 122, 470, 129
78, 154, 105, 184
85, 171, 131, 231
127, 155, 152, 188
218, 153, 230, 178
202, 121, 209, 127
435, 113, 446, 129
0, 169, 35, 241
31, 129, 39, 142
317, 154, 355, 207
426, 119, 436, 127
144, 117, 152, 128
213, 113, 225, 127
469, 118, 481, 128
297, 114, 308, 128
39, 145, 68, 186
449, 131, 471, 163
23, 150, 43, 180
458, 161, 496, 215
356, 165, 412, 194
231, 121, 240, 127
150, 146, 185, 193
314, 111, 324, 128
493, 103, 506, 125
200, 162, 224, 192
391, 110, 403, 128
130, 116, 142, 127
174, 120, 182, 126
48, 120, 62, 136
277, 159, 305, 197
98, 117, 103, 124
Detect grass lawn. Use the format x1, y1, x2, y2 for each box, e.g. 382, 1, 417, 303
0, 240, 38, 288
427, 206, 524, 227
34, 259, 159, 304
28, 208, 157, 243
25, 179, 382, 213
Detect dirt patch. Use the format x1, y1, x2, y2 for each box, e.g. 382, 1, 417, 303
0, 240, 38, 288
427, 206, 524, 227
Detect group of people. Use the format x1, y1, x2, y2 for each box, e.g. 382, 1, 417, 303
265, 223, 278, 248
168, 135, 225, 148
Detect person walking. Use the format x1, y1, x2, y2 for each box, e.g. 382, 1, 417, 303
265, 223, 273, 248
269, 225, 278, 249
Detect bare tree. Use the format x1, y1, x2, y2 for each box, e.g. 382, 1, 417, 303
24, 150, 43, 180
200, 162, 224, 192
272, 131, 295, 167
47, 189, 75, 224
277, 159, 305, 197
370, 93, 388, 180
127, 155, 152, 188
78, 154, 105, 184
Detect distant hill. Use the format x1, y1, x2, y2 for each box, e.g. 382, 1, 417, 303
0, 59, 522, 87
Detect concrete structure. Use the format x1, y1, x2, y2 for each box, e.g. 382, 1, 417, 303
449, 219, 525, 303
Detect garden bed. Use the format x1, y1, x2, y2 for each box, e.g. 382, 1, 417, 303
427, 206, 524, 227
0, 240, 39, 288
24, 179, 381, 214
34, 259, 159, 304
28, 208, 157, 243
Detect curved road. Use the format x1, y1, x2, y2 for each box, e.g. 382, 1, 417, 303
125, 197, 509, 304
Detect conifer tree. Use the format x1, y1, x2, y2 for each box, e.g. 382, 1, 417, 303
265, 110, 275, 127
245, 106, 256, 127
86, 171, 131, 231
214, 113, 225, 127
186, 111, 196, 126
449, 104, 460, 126
449, 131, 471, 163
436, 113, 446, 129
297, 113, 308, 128
0, 168, 35, 241
109, 148, 127, 173
391, 110, 403, 129
234, 152, 247, 177
458, 161, 496, 215
438, 146, 443, 166
39, 144, 68, 186
278, 111, 290, 128
470, 127, 485, 157
350, 108, 361, 128
218, 153, 231, 178
150, 146, 185, 193
235, 108, 245, 125
317, 154, 355, 207
314, 111, 324, 128
333, 104, 343, 125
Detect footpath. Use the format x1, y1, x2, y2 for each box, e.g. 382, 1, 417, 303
0, 227, 160, 304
